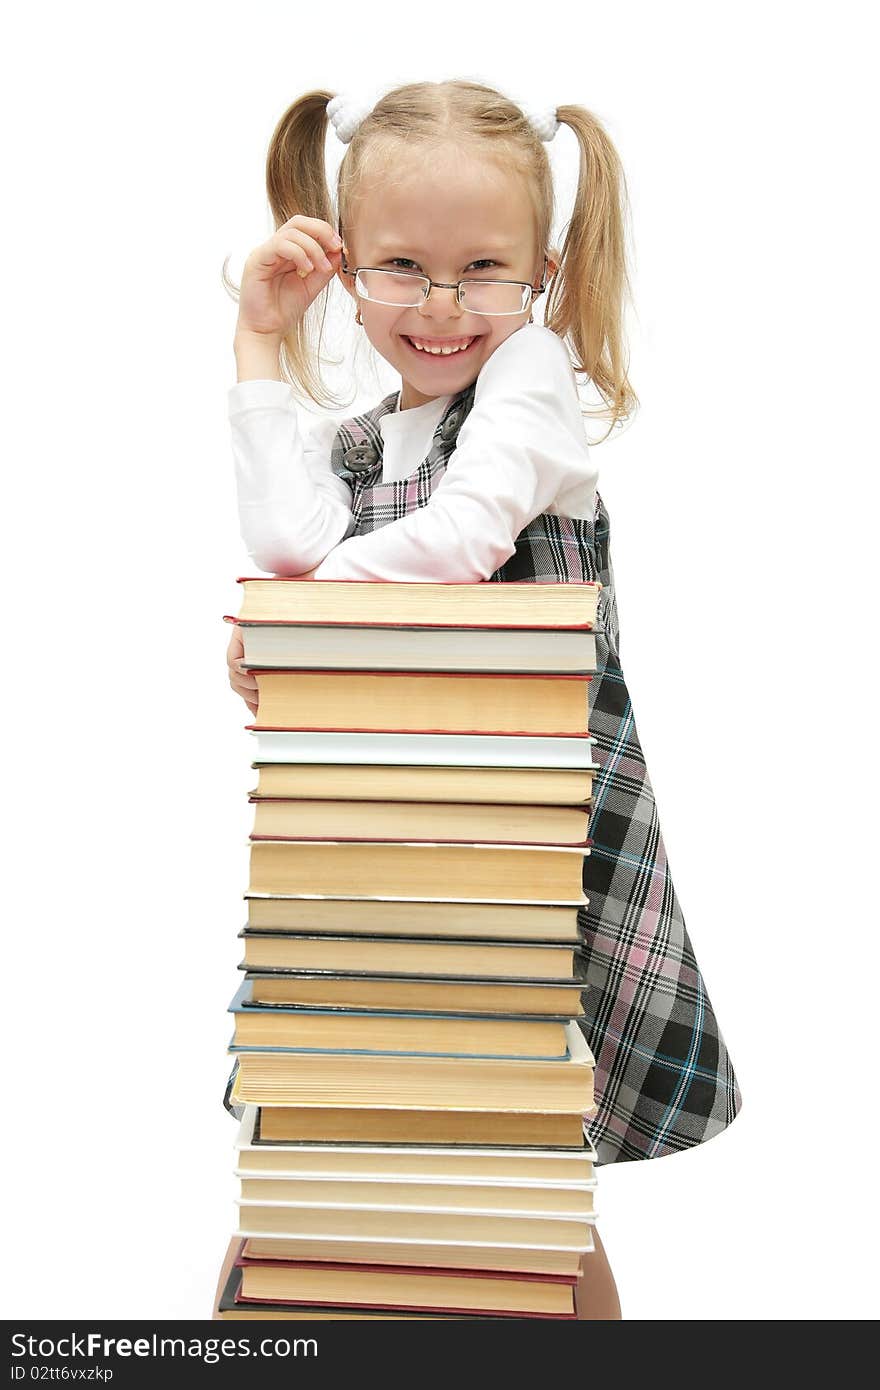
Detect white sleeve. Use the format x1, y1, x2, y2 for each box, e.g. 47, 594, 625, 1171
313, 325, 595, 583
229, 379, 356, 575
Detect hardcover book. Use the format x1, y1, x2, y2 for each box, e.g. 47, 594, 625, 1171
247, 839, 591, 901
249, 797, 590, 846
236, 622, 600, 673
229, 1019, 595, 1112
249, 763, 595, 806
242, 969, 587, 1017
243, 895, 586, 942
250, 669, 592, 736
249, 729, 599, 770
234, 577, 601, 628
238, 931, 586, 980
226, 977, 572, 1058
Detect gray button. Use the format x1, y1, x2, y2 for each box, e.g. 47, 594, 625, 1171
440, 410, 462, 441
343, 443, 380, 473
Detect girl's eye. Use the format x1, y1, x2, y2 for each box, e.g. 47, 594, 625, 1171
388, 257, 498, 272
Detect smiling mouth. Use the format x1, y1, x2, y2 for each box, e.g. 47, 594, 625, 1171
401, 335, 481, 358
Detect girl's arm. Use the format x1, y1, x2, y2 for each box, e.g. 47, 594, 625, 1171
312, 325, 596, 582
229, 325, 595, 581
229, 379, 356, 574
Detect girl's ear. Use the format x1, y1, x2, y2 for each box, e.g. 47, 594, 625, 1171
337, 259, 356, 298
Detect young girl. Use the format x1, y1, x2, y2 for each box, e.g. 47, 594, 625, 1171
223, 79, 742, 1318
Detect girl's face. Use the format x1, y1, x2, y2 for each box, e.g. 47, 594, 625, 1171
339, 151, 555, 410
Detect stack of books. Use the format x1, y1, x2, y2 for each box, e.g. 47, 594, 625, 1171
217, 578, 603, 1320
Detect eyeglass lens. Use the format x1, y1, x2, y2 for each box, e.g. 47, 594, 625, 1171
355, 269, 530, 316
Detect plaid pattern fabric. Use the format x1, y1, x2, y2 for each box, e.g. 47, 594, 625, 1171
224, 376, 743, 1165
330, 381, 742, 1166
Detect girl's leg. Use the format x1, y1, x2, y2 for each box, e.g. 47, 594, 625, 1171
574, 1226, 622, 1320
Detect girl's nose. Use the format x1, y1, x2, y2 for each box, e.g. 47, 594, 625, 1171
418, 284, 463, 319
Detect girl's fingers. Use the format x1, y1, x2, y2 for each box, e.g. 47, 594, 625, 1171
231, 660, 258, 687
260, 239, 316, 275
278, 215, 342, 257
229, 666, 258, 689
277, 230, 335, 275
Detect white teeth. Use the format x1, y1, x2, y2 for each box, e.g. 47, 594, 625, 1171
408, 338, 474, 355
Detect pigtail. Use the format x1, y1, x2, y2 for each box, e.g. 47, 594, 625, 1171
265, 90, 343, 408
545, 106, 639, 437
222, 90, 346, 410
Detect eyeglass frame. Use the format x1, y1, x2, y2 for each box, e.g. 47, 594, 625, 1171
337, 221, 551, 317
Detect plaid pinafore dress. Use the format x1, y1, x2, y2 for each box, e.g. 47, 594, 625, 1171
318, 378, 743, 1167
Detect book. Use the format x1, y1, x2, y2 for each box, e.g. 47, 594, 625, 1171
233, 1106, 597, 1183
235, 1203, 595, 1248
239, 932, 585, 980
240, 1233, 592, 1276
250, 729, 599, 770
230, 1019, 595, 1112
247, 1101, 592, 1149
244, 970, 587, 1017
249, 798, 590, 846
238, 1178, 596, 1218
219, 575, 607, 1321
237, 622, 599, 673
250, 762, 595, 806
235, 1147, 596, 1185
235, 578, 601, 628
227, 979, 571, 1058
217, 1262, 473, 1319
234, 1254, 578, 1317
248, 840, 590, 901
244, 895, 585, 942
250, 670, 592, 736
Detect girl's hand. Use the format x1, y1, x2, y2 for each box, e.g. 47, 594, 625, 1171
235, 216, 344, 339
226, 624, 259, 718
225, 570, 318, 717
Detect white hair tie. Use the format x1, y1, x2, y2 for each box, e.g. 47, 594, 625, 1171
326, 90, 560, 144
326, 87, 394, 145
518, 102, 561, 142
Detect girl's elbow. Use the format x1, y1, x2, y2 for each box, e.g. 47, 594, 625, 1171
255, 551, 334, 577
239, 507, 350, 577
245, 536, 322, 576
249, 553, 298, 577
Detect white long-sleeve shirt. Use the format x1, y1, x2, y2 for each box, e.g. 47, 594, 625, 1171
228, 323, 599, 583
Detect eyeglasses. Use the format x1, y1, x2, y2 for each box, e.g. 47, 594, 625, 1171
338, 230, 550, 317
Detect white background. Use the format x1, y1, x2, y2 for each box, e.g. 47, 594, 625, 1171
4, 0, 877, 1321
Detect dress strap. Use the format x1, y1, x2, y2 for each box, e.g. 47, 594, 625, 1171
329, 381, 477, 488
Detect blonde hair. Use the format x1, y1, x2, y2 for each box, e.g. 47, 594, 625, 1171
224, 79, 638, 437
